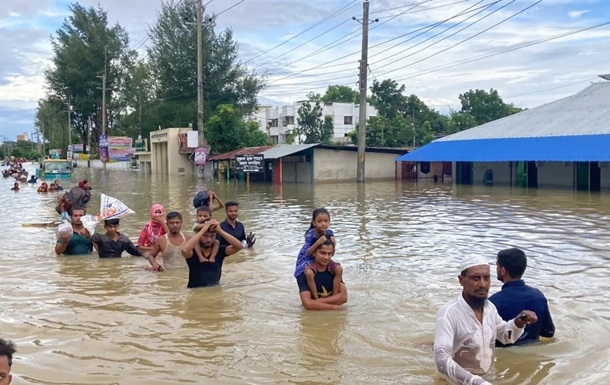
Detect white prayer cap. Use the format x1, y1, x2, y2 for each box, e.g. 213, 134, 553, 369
459, 255, 489, 273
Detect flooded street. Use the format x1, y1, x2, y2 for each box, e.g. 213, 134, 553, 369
1, 165, 609, 385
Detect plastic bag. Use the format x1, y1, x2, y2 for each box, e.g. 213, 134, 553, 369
193, 190, 210, 209
81, 215, 99, 235
56, 221, 73, 240
97, 193, 135, 220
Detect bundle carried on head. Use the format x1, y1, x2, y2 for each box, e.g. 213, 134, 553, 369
192, 190, 210, 209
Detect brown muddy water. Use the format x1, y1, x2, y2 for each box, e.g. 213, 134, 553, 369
1, 164, 609, 384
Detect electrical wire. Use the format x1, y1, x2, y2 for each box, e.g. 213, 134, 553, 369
375, 0, 541, 78
253, 5, 359, 69
267, 0, 501, 87
215, 0, 245, 18
372, 0, 508, 71
245, 0, 359, 64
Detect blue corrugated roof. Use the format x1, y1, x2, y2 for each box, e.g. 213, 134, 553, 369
396, 134, 610, 162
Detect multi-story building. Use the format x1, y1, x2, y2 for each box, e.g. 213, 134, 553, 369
254, 101, 377, 144
16, 132, 29, 142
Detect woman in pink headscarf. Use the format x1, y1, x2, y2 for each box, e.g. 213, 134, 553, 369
137, 204, 169, 253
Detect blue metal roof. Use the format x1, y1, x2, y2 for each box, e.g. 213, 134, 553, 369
396, 134, 610, 162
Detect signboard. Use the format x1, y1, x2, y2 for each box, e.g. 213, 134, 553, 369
49, 149, 62, 158
67, 150, 73, 160
194, 147, 206, 165
135, 139, 147, 152
187, 131, 199, 148
235, 154, 264, 173
71, 144, 84, 153
99, 135, 109, 162
108, 136, 135, 161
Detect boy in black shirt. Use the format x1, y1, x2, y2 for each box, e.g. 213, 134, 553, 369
92, 219, 143, 258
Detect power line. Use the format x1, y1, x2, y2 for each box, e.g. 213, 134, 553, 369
259, 20, 610, 96
390, 21, 610, 82
215, 0, 245, 17
266, 0, 434, 83
372, 0, 507, 72
266, 1, 498, 87
504, 79, 597, 99
375, 0, 541, 78
245, 0, 359, 65
253, 3, 360, 69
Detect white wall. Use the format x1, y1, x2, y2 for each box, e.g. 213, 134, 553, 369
601, 163, 610, 190
470, 162, 513, 185
538, 162, 574, 188
313, 149, 396, 182
75, 159, 132, 171
254, 102, 377, 144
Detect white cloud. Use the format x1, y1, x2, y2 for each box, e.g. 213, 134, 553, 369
568, 10, 589, 19
0, 0, 609, 140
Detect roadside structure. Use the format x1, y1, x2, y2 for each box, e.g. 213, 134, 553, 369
396, 79, 610, 192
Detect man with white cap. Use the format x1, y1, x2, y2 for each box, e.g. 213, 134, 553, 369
434, 255, 538, 385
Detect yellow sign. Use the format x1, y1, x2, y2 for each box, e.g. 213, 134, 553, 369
78, 154, 89, 160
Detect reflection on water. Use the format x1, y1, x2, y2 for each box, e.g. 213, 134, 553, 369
2, 165, 610, 384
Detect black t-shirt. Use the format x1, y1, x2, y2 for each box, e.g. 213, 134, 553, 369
186, 246, 229, 288
296, 270, 335, 299
217, 220, 246, 246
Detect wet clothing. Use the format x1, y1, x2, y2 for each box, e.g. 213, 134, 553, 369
217, 219, 246, 246
161, 233, 187, 269
296, 269, 336, 299
489, 280, 555, 346
56, 232, 93, 255
91, 232, 142, 258
186, 246, 229, 288
434, 295, 523, 385
137, 204, 166, 248
294, 229, 334, 278
137, 222, 166, 248
305, 260, 339, 274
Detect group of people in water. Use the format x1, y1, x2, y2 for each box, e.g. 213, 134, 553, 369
2, 169, 557, 385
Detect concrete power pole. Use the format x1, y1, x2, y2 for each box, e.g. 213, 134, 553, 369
68, 101, 72, 161
87, 116, 92, 168
102, 70, 107, 170
196, 0, 205, 179
356, 0, 370, 183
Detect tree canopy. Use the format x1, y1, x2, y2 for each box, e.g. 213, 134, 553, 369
36, 0, 267, 157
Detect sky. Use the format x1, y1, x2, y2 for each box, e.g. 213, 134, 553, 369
1, 0, 609, 142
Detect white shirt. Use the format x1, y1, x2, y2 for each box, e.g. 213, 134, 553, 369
434, 294, 524, 385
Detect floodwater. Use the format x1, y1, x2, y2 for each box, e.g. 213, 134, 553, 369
1, 164, 609, 385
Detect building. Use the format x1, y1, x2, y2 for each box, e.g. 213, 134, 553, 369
208, 144, 405, 184
254, 102, 377, 144
135, 127, 200, 175
396, 79, 610, 192
16, 132, 29, 142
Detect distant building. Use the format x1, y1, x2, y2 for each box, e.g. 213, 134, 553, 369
16, 132, 29, 142
254, 102, 377, 144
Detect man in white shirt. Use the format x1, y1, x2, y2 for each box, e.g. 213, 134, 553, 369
434, 256, 538, 385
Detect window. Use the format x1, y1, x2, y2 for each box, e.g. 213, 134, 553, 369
270, 135, 279, 144
271, 119, 279, 127
283, 116, 294, 125
344, 116, 353, 125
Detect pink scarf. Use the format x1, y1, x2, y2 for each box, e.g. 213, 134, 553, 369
137, 204, 166, 247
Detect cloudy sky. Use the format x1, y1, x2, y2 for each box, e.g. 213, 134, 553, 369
1, 0, 609, 142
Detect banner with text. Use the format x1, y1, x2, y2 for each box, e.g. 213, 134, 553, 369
108, 136, 135, 161
235, 154, 264, 173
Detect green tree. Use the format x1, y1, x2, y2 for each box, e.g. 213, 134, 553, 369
35, 97, 70, 155
448, 111, 478, 134
370, 79, 407, 119
458, 89, 523, 125
321, 85, 359, 104
296, 101, 333, 144
204, 104, 269, 154
44, 3, 137, 150
145, 0, 265, 134
320, 115, 334, 144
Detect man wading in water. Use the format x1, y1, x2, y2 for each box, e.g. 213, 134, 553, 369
147, 212, 188, 271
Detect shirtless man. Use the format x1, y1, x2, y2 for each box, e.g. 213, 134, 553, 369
147, 211, 189, 271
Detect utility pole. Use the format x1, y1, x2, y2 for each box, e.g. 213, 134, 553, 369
196, 0, 205, 179
101, 50, 108, 170
356, 0, 370, 183
87, 116, 92, 168
67, 100, 72, 161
